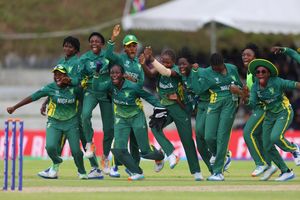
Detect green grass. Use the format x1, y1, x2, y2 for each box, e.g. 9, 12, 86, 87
1, 159, 300, 199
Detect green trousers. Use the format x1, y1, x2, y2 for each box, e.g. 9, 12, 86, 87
113, 111, 164, 173
243, 105, 270, 166
58, 92, 99, 168
152, 103, 200, 174
82, 91, 114, 157
113, 130, 141, 166
262, 106, 297, 173
46, 117, 86, 174
205, 98, 238, 174
195, 101, 213, 173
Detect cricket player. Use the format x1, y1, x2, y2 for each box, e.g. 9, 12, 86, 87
191, 53, 243, 181
93, 64, 165, 181
79, 32, 114, 175
7, 65, 87, 179
244, 59, 300, 181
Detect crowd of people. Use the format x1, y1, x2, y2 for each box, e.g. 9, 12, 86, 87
6, 24, 300, 182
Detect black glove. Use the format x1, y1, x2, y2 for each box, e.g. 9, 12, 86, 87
149, 107, 168, 130
95, 60, 103, 74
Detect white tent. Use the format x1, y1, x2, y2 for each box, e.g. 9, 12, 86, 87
122, 0, 300, 52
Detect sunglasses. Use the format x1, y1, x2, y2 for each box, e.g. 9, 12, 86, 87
255, 69, 267, 75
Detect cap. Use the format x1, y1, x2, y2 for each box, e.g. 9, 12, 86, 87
248, 59, 278, 77
122, 34, 138, 46
52, 64, 67, 74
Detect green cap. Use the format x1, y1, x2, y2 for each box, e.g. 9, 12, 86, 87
52, 64, 67, 74
122, 34, 138, 46
249, 59, 278, 77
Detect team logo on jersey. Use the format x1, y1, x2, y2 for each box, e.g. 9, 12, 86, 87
124, 60, 130, 68
207, 107, 212, 114
55, 90, 60, 95
115, 117, 120, 124
113, 89, 118, 95
269, 87, 275, 95
69, 88, 74, 94
90, 62, 96, 69
214, 77, 220, 84
124, 91, 130, 97
231, 76, 237, 81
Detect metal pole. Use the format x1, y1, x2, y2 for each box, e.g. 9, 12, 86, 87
11, 121, 17, 190
18, 121, 24, 191
123, 0, 132, 17
3, 121, 9, 190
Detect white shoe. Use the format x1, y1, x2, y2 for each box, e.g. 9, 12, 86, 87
260, 165, 278, 181
87, 168, 104, 179
210, 155, 216, 166
168, 153, 179, 169
193, 172, 204, 181
251, 165, 269, 177
154, 159, 165, 172
109, 166, 120, 178
275, 170, 295, 181
207, 173, 224, 181
38, 164, 59, 179
224, 152, 232, 171
291, 144, 300, 166
128, 173, 145, 181
101, 156, 110, 175
84, 143, 95, 158
78, 173, 88, 180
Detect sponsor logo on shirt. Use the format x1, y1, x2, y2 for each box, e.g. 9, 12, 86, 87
220, 85, 230, 91
57, 98, 75, 104
113, 99, 129, 105
126, 72, 139, 80
159, 82, 174, 89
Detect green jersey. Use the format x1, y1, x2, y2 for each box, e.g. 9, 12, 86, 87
248, 77, 297, 113
181, 74, 195, 105
106, 41, 144, 88
93, 78, 162, 118
31, 83, 80, 121
157, 65, 182, 106
57, 55, 81, 86
79, 50, 110, 95
190, 67, 210, 102
283, 47, 300, 64
192, 63, 242, 103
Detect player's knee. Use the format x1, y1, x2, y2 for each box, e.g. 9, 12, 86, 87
205, 135, 215, 145
45, 145, 57, 155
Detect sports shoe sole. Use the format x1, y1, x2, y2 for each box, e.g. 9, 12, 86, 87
109, 174, 121, 178
88, 176, 104, 180
37, 174, 58, 179
275, 174, 295, 181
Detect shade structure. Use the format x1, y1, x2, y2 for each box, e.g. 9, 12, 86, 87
123, 0, 300, 34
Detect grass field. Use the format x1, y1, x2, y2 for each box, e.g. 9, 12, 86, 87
1, 159, 300, 200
